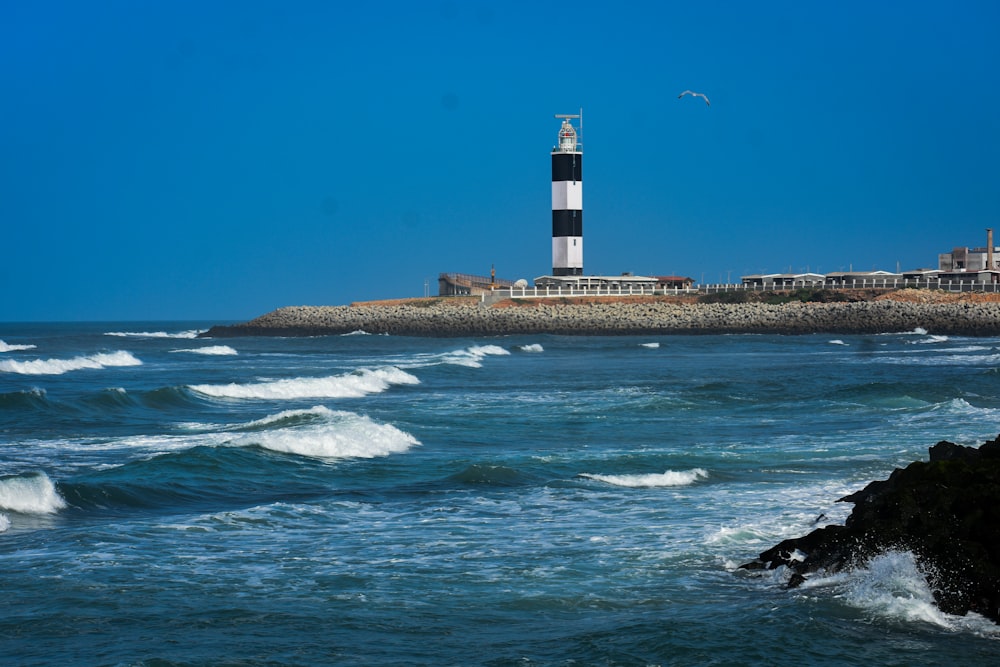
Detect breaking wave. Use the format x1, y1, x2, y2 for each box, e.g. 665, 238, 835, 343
802, 550, 1000, 636
640, 342, 660, 349
170, 345, 238, 356
105, 330, 201, 339
0, 472, 67, 514
234, 406, 419, 459
0, 339, 36, 352
189, 366, 420, 400
0, 351, 142, 375
408, 344, 511, 369
580, 468, 709, 488
518, 344, 544, 353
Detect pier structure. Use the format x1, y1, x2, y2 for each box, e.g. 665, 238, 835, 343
551, 112, 583, 276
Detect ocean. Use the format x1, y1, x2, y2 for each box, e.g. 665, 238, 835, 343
2, 321, 999, 666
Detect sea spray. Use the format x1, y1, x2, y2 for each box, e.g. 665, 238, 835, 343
0, 472, 67, 514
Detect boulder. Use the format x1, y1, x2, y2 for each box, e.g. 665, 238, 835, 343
740, 436, 1000, 623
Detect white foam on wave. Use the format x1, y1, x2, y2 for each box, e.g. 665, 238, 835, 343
170, 345, 238, 356
0, 351, 142, 375
0, 513, 9, 532
0, 339, 36, 352
804, 550, 1000, 636
914, 398, 1000, 422
0, 472, 67, 514
581, 468, 709, 488
189, 366, 420, 400
518, 344, 544, 353
875, 344, 1000, 366
407, 344, 511, 369
242, 405, 333, 429
895, 328, 952, 345
106, 330, 201, 339
828, 339, 848, 346
909, 334, 950, 345
640, 342, 660, 349
235, 406, 419, 460
449, 344, 511, 368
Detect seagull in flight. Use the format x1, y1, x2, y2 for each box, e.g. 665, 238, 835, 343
678, 90, 710, 106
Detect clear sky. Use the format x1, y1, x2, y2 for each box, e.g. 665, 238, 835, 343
3, 1, 998, 321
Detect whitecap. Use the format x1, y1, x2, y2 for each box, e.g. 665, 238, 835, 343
409, 344, 511, 369
0, 513, 9, 532
808, 550, 999, 635
236, 408, 419, 460
241, 405, 334, 429
828, 339, 848, 346
0, 472, 67, 514
909, 335, 950, 345
580, 468, 708, 488
105, 330, 202, 339
465, 344, 511, 362
0, 339, 36, 352
189, 366, 420, 400
640, 342, 660, 349
0, 351, 142, 375
170, 345, 238, 356
518, 344, 544, 353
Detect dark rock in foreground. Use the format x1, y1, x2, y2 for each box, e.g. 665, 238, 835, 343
740, 437, 1000, 623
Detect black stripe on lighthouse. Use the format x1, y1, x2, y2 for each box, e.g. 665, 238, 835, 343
552, 209, 583, 237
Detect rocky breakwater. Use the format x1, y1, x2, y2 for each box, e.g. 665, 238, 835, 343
740, 437, 1000, 623
200, 294, 1000, 337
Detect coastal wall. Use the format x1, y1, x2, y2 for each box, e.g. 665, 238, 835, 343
202, 295, 1000, 337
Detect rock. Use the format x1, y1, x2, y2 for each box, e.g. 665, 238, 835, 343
740, 436, 1000, 623
200, 299, 1000, 338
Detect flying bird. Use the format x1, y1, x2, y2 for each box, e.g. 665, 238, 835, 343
678, 90, 710, 106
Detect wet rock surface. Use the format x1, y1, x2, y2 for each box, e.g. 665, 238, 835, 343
740, 437, 1000, 623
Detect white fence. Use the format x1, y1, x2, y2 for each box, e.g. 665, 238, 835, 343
484, 279, 1000, 301
716, 279, 1000, 293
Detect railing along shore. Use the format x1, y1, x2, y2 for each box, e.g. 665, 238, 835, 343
484, 279, 1000, 301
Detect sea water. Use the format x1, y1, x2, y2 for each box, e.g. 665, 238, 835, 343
2, 322, 999, 665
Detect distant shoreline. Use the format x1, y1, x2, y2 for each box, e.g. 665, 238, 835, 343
201, 290, 1000, 338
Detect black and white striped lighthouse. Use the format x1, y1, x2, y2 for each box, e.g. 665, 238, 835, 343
551, 112, 583, 276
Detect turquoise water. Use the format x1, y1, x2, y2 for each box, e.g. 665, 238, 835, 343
2, 323, 999, 665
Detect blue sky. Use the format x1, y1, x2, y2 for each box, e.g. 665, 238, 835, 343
2, 1, 998, 321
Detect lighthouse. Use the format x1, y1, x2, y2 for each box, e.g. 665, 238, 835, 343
551, 112, 583, 276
